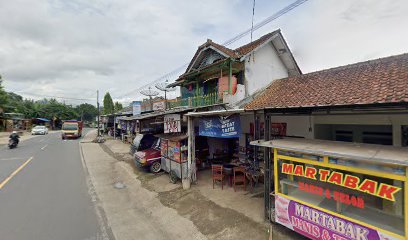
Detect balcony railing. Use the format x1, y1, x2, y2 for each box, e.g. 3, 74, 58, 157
168, 92, 222, 109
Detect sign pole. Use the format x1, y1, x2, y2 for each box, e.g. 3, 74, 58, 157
97, 90, 100, 137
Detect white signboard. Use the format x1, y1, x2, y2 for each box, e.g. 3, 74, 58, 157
164, 114, 181, 133
153, 101, 165, 111
132, 101, 142, 116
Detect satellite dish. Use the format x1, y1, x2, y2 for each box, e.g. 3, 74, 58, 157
140, 87, 159, 97
140, 87, 159, 111
155, 80, 176, 110
155, 80, 176, 92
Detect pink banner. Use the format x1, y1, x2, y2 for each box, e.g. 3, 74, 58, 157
275, 195, 399, 240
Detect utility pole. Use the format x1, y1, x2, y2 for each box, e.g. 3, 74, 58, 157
97, 90, 100, 137
113, 112, 116, 139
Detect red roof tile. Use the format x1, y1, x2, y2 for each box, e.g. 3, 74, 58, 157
185, 30, 281, 74
245, 53, 408, 110
235, 30, 279, 56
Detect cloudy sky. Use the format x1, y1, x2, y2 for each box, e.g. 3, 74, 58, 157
1, 0, 407, 105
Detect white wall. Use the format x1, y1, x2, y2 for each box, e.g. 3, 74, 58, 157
314, 114, 408, 147
269, 115, 314, 139
244, 42, 289, 96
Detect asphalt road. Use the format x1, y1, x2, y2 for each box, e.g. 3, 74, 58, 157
0, 129, 103, 240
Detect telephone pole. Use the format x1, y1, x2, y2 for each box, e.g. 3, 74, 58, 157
97, 90, 100, 137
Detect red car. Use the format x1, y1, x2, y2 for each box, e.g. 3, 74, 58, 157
133, 135, 161, 173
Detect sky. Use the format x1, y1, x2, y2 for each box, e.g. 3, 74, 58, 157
1, 0, 407, 106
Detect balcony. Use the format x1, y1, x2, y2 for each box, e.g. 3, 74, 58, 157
168, 92, 223, 109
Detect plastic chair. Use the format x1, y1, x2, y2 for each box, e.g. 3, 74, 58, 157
233, 166, 246, 192
212, 165, 225, 189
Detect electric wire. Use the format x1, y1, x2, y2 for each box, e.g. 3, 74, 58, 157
118, 0, 308, 99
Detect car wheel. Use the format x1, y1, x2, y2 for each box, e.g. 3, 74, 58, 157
150, 161, 161, 173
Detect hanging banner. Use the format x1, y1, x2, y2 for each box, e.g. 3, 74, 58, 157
199, 114, 241, 138
153, 101, 165, 111
275, 195, 398, 240
164, 114, 181, 133
132, 101, 142, 116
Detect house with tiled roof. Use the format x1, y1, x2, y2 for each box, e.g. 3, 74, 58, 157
244, 52, 408, 146
245, 53, 408, 231
168, 29, 301, 108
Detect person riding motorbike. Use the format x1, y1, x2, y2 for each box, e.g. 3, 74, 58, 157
9, 131, 20, 145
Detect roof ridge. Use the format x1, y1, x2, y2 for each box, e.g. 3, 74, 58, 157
304, 52, 408, 77
245, 52, 408, 110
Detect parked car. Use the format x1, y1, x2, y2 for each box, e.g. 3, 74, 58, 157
132, 134, 161, 173
31, 126, 48, 135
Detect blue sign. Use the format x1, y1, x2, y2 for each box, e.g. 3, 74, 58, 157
132, 101, 142, 116
199, 114, 241, 138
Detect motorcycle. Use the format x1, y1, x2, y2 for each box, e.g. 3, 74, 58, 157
8, 138, 18, 149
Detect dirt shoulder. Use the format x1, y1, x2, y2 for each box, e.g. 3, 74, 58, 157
97, 136, 304, 240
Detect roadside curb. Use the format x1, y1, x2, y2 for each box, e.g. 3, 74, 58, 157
79, 131, 116, 240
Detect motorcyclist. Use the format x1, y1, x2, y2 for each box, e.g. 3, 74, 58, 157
9, 131, 20, 145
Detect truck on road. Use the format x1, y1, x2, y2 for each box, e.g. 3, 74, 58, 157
61, 120, 83, 139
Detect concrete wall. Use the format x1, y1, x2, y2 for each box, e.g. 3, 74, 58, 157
244, 42, 289, 97
269, 115, 314, 139
267, 113, 408, 147
314, 114, 408, 146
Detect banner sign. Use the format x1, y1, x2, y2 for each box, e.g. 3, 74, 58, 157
275, 195, 398, 240
153, 101, 165, 111
164, 114, 181, 133
199, 114, 241, 138
132, 101, 142, 116
281, 163, 401, 202
271, 122, 287, 136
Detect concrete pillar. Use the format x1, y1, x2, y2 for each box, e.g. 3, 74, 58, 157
393, 123, 402, 147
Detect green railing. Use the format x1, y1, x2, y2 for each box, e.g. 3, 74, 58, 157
168, 92, 222, 109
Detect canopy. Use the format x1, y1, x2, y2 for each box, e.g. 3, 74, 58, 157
251, 138, 408, 166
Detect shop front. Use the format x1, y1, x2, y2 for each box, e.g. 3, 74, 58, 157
252, 138, 408, 240
186, 110, 265, 192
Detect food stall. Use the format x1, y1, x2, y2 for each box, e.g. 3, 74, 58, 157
251, 138, 408, 240
160, 134, 188, 183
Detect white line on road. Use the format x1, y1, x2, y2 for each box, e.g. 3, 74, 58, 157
41, 144, 48, 150
0, 157, 23, 161
0, 157, 33, 190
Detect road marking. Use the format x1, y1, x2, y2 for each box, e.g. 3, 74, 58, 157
41, 144, 48, 150
0, 157, 23, 161
0, 157, 33, 190
39, 139, 45, 143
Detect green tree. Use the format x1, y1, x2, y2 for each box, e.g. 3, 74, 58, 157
103, 92, 114, 114
114, 101, 123, 112
0, 75, 8, 112
76, 103, 98, 122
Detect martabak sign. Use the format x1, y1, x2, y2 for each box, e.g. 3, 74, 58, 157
275, 195, 397, 240
281, 163, 401, 202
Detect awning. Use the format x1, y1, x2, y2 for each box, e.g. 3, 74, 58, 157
251, 138, 408, 167
186, 109, 245, 117
118, 104, 226, 121
155, 134, 188, 142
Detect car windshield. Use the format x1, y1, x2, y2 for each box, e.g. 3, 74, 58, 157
62, 124, 77, 130
152, 138, 160, 150
34, 126, 45, 129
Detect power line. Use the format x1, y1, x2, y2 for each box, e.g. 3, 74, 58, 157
250, 0, 256, 43
119, 0, 308, 100
222, 0, 308, 46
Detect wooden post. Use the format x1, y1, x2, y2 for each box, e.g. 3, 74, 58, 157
187, 115, 195, 185
228, 59, 232, 94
